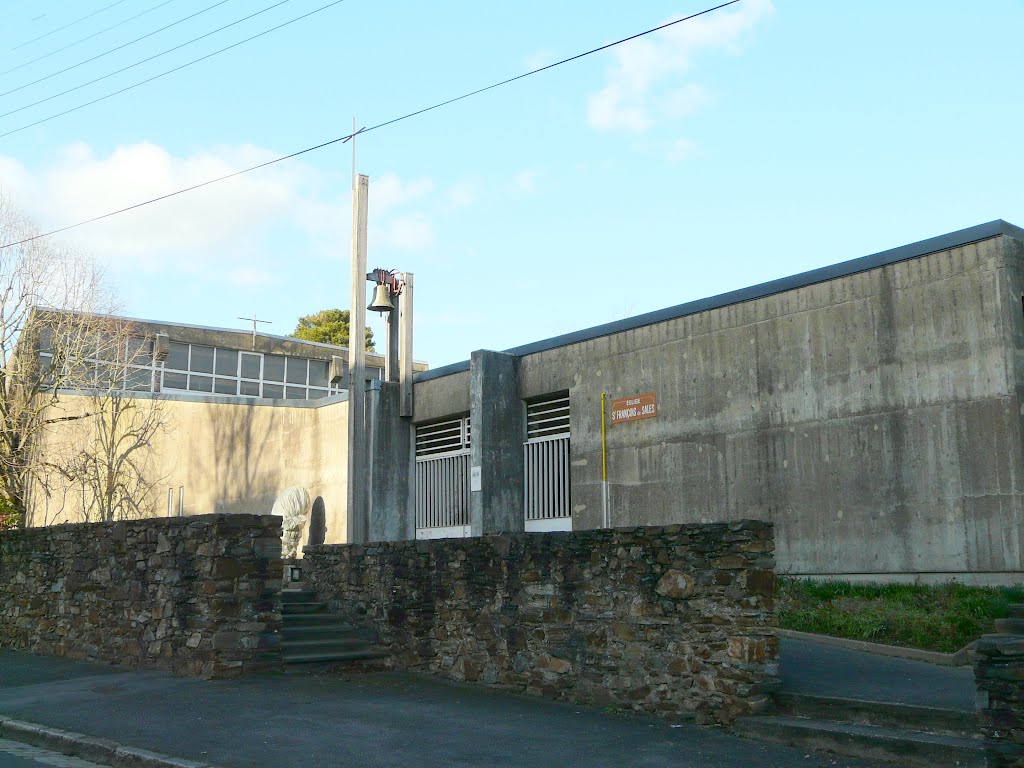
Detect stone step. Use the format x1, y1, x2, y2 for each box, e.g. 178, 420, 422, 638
281, 589, 317, 602
995, 617, 1024, 634
734, 715, 985, 768
281, 625, 378, 643
1007, 603, 1024, 620
279, 612, 354, 626
281, 637, 379, 655
282, 601, 327, 615
775, 692, 975, 737
282, 648, 389, 665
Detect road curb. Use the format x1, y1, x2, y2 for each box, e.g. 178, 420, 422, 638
776, 629, 974, 667
0, 714, 223, 768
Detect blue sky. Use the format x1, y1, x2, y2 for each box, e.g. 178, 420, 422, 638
1, 0, 1022, 367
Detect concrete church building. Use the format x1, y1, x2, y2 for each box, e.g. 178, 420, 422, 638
407, 219, 1024, 585
28, 220, 1024, 585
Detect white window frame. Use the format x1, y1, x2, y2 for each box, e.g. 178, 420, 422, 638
158, 343, 341, 401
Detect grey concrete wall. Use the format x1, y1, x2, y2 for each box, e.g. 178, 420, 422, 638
470, 350, 525, 535
565, 235, 1023, 579
413, 369, 470, 423
367, 382, 414, 542
414, 233, 1024, 581
30, 393, 351, 551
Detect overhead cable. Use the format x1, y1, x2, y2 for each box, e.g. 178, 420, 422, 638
0, 1, 739, 250
10, 0, 133, 52
0, 0, 294, 120
0, 0, 181, 78
1, 0, 232, 96
1, 0, 233, 99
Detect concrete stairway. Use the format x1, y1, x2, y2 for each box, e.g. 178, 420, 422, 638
735, 692, 984, 767
993, 602, 1024, 634
280, 589, 387, 669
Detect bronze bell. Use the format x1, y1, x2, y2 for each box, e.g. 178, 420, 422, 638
368, 283, 394, 313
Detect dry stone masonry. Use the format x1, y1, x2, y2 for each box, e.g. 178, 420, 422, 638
304, 521, 778, 724
0, 514, 282, 678
976, 609, 1024, 768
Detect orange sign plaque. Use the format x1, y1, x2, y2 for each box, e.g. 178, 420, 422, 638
610, 392, 657, 424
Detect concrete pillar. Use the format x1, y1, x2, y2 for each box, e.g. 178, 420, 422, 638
366, 381, 415, 542
469, 350, 525, 536
346, 174, 369, 545
385, 306, 400, 383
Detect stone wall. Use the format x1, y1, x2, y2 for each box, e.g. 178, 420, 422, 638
977, 630, 1024, 767
0, 514, 282, 678
304, 521, 778, 724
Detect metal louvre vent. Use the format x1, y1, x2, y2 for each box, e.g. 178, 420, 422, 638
524, 393, 571, 529
415, 416, 471, 457
416, 452, 470, 532
526, 394, 570, 440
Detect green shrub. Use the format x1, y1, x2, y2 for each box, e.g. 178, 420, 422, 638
778, 578, 1024, 653
0, 495, 19, 530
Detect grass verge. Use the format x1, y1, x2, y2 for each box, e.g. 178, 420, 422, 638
778, 578, 1024, 653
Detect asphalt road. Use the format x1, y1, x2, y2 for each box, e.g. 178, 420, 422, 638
0, 645, 897, 768
779, 637, 975, 710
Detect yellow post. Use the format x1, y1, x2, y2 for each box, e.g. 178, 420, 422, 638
601, 392, 609, 527
601, 392, 608, 482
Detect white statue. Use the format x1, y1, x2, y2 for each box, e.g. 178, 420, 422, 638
272, 486, 310, 560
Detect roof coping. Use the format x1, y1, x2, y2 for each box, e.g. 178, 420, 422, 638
415, 219, 1024, 383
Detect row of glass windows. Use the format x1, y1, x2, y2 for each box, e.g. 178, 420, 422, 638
161, 342, 341, 400
39, 340, 361, 402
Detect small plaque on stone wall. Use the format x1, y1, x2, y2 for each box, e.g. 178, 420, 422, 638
610, 392, 657, 424
471, 465, 482, 492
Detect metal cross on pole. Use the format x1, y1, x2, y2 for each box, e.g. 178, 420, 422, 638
237, 313, 271, 350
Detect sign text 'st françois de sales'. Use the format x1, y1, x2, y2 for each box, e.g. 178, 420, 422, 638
610, 392, 657, 424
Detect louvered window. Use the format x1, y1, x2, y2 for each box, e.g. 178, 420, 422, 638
524, 393, 571, 531
415, 416, 471, 539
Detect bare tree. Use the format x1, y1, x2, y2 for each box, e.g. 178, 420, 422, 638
0, 190, 166, 526
53, 322, 168, 523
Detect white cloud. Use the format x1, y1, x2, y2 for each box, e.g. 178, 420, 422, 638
228, 267, 275, 287
667, 138, 700, 163
510, 169, 540, 195
373, 173, 433, 211
367, 175, 483, 254
664, 83, 711, 118
587, 0, 773, 133
0, 145, 462, 290
445, 180, 477, 211
524, 49, 556, 71
378, 212, 434, 251
0, 141, 325, 271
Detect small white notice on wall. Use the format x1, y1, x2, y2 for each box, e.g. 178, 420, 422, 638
471, 465, 482, 492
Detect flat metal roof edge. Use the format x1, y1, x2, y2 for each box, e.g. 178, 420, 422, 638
54, 388, 350, 408
415, 219, 1024, 383
36, 309, 429, 367
45, 309, 354, 353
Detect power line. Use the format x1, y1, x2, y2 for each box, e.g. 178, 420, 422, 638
9, 0, 134, 53
0, 0, 293, 120
0, 0, 341, 139
0, 1, 739, 250
0, 0, 232, 99
0, 0, 182, 80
